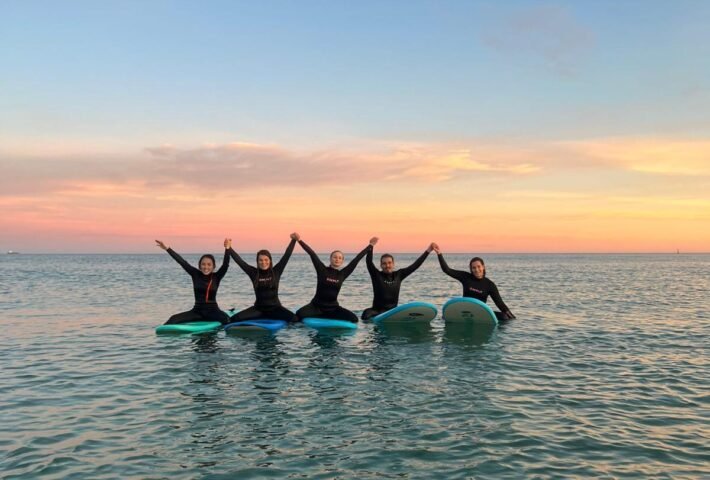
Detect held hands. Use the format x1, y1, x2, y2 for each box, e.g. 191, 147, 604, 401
431, 242, 440, 254
427, 242, 437, 253
224, 238, 232, 249
155, 240, 168, 251
369, 237, 379, 246
290, 232, 301, 241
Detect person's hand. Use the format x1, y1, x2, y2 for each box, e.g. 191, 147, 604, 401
503, 310, 516, 320
427, 242, 436, 253
369, 237, 379, 246
155, 240, 168, 250
290, 232, 301, 241
224, 238, 232, 249
431, 242, 440, 254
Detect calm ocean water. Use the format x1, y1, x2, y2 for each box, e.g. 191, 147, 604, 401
1, 253, 708, 479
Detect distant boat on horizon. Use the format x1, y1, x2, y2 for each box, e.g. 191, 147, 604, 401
7, 250, 20, 254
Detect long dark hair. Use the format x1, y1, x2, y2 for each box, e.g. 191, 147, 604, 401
469, 256, 486, 277
255, 249, 275, 288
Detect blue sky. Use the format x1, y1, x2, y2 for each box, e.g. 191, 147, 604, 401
3, 0, 709, 148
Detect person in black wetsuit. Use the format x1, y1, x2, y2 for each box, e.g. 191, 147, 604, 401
433, 244, 516, 321
361, 239, 436, 320
228, 233, 299, 322
156, 238, 232, 325
296, 236, 378, 323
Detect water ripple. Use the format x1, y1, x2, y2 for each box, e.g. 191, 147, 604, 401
1, 254, 708, 478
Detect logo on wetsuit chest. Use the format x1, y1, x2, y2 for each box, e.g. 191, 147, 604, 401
326, 277, 340, 284
468, 287, 483, 294
258, 277, 273, 283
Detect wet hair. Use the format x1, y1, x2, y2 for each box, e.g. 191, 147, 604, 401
380, 254, 394, 263
198, 254, 216, 271
469, 256, 486, 277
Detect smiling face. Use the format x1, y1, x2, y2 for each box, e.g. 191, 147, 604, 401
199, 256, 215, 275
257, 254, 272, 270
470, 260, 485, 279
329, 250, 344, 269
380, 255, 395, 273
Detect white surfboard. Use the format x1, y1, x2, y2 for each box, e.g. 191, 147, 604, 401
442, 297, 498, 328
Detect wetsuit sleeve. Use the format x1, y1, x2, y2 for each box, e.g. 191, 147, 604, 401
341, 245, 369, 279
438, 253, 469, 283
215, 249, 230, 279
399, 249, 430, 280
489, 280, 511, 313
298, 240, 327, 278
299, 240, 324, 268
167, 248, 200, 276
365, 244, 377, 277
274, 238, 297, 275
228, 248, 258, 278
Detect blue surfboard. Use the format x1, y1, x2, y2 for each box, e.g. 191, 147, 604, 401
372, 301, 437, 325
155, 321, 222, 335
302, 318, 358, 331
442, 297, 498, 327
224, 319, 286, 333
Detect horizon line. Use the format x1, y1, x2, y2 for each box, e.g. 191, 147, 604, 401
3, 251, 709, 255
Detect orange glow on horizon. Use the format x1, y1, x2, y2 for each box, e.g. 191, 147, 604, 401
2, 136, 709, 253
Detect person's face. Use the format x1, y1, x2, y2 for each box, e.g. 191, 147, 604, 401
330, 251, 344, 268
258, 254, 271, 270
380, 256, 395, 273
470, 260, 485, 279
200, 258, 215, 275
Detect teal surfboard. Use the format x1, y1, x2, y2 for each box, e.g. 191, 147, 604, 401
303, 318, 358, 331
155, 321, 222, 335
442, 297, 498, 327
372, 301, 437, 325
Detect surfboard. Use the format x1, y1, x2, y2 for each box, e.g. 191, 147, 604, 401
372, 301, 437, 325
224, 319, 286, 333
442, 297, 498, 327
155, 321, 222, 335
302, 318, 358, 331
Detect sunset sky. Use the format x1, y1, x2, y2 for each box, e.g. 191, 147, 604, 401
2, 1, 709, 253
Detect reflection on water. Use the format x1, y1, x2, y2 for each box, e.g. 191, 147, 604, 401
374, 322, 436, 344
442, 322, 496, 346
190, 333, 222, 353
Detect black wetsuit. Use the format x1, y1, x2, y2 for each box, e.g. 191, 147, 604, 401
296, 240, 369, 323
229, 239, 297, 322
438, 253, 515, 320
361, 247, 431, 320
165, 248, 231, 325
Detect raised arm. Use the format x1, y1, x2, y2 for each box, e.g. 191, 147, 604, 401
228, 245, 257, 277
399, 242, 434, 280
342, 237, 378, 279
298, 239, 324, 269
434, 245, 469, 283
156, 239, 199, 275
365, 236, 379, 276
274, 233, 299, 274
215, 238, 231, 279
